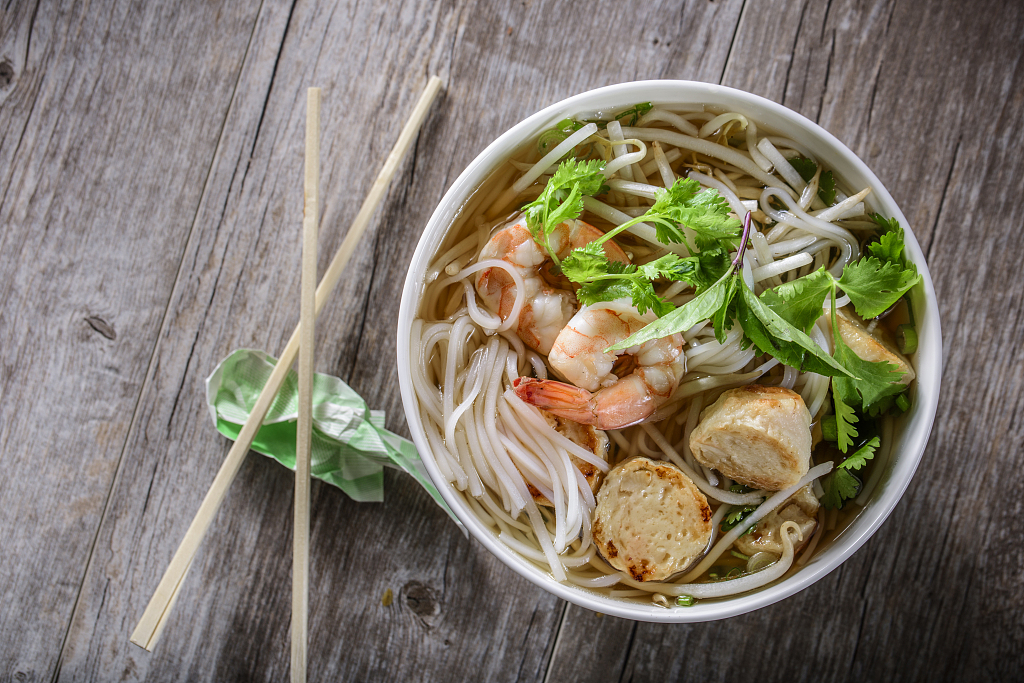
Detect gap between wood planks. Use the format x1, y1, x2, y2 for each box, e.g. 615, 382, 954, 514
48, 2, 269, 678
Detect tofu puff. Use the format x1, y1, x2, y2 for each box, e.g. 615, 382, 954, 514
834, 310, 916, 385
592, 457, 713, 581
524, 412, 609, 507
734, 485, 819, 556
690, 385, 813, 491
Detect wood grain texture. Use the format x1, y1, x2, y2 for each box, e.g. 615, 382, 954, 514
0, 0, 1021, 680
0, 0, 261, 678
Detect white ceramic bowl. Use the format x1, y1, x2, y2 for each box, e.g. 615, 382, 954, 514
397, 80, 941, 622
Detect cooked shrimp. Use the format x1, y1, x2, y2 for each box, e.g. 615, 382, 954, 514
475, 217, 629, 354
513, 299, 686, 429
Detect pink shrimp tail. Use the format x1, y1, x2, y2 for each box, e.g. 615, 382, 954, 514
513, 377, 599, 426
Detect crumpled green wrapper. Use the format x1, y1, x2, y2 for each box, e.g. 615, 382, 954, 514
205, 349, 458, 524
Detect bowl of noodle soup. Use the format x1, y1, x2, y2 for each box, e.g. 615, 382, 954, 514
397, 81, 940, 622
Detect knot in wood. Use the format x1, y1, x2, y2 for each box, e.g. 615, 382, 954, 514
402, 580, 440, 619
0, 60, 13, 90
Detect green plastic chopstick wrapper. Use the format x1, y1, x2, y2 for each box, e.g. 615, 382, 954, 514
206, 349, 460, 526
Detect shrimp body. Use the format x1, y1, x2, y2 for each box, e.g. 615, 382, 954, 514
513, 299, 686, 429
475, 217, 629, 354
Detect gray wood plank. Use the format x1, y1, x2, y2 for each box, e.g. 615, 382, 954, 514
546, 1, 1024, 681
0, 0, 261, 678
3, 0, 1019, 680
55, 0, 749, 680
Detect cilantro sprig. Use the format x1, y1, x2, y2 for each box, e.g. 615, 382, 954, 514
721, 503, 761, 537
521, 159, 606, 268
558, 177, 741, 317
821, 436, 880, 509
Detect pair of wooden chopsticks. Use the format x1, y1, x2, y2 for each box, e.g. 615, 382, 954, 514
130, 77, 444, 680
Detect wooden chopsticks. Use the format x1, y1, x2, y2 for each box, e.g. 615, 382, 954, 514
292, 86, 320, 683
130, 75, 443, 653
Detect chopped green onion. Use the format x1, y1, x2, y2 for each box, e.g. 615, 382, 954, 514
676, 595, 696, 607
731, 550, 749, 561
725, 567, 743, 579
745, 552, 779, 573
821, 415, 838, 442
895, 392, 911, 413
897, 324, 918, 354
537, 129, 567, 153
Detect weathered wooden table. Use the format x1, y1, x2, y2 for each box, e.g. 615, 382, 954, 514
2, 0, 1022, 680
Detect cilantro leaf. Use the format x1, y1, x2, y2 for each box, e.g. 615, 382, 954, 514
818, 171, 836, 205
721, 504, 761, 536
843, 436, 880, 471
868, 230, 905, 265
790, 157, 817, 182
759, 267, 834, 334
870, 213, 901, 236
838, 257, 921, 319
833, 335, 907, 409
821, 469, 861, 510
788, 158, 836, 205
822, 436, 879, 509
691, 246, 732, 292
867, 213, 915, 270
560, 241, 610, 282
596, 178, 743, 252
521, 159, 606, 266
650, 178, 742, 243
565, 246, 697, 316
828, 292, 907, 413
637, 253, 700, 282
736, 279, 854, 377
833, 388, 859, 453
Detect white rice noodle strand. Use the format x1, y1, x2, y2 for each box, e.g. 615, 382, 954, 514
513, 123, 599, 194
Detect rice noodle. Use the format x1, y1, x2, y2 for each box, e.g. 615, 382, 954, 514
512, 123, 599, 194
679, 462, 834, 582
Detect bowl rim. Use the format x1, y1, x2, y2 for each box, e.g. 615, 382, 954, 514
396, 79, 942, 623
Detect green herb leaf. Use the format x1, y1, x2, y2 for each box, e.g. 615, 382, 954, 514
822, 436, 879, 509
521, 159, 606, 266
721, 504, 760, 537
564, 245, 690, 316
833, 335, 907, 409
818, 170, 836, 205
842, 436, 880, 471
838, 256, 921, 319
736, 279, 854, 377
790, 157, 817, 182
758, 267, 834, 334
560, 241, 612, 282
821, 468, 861, 510
788, 158, 835, 204
607, 271, 735, 351
833, 388, 859, 453
828, 291, 907, 414
867, 213, 915, 270
647, 178, 743, 244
